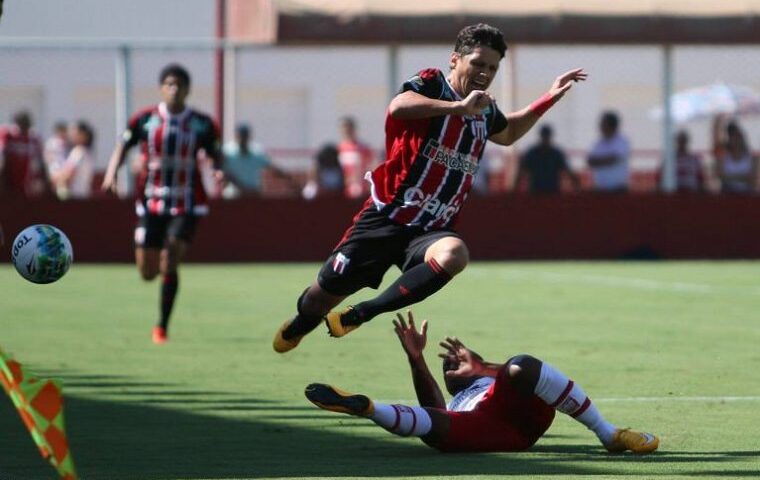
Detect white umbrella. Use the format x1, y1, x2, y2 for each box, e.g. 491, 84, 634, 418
650, 82, 760, 123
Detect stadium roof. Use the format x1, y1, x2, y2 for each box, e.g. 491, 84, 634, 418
229, 0, 760, 45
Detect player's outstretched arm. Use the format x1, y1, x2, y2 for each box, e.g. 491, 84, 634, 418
490, 68, 588, 146
439, 337, 503, 379
101, 142, 128, 193
393, 311, 446, 409
389, 90, 492, 120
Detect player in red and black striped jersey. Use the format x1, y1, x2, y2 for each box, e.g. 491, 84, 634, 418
103, 64, 223, 345
274, 24, 587, 353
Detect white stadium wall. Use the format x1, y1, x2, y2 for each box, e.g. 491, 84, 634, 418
2, 0, 760, 185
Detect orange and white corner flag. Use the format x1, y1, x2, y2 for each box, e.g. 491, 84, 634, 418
0, 347, 78, 480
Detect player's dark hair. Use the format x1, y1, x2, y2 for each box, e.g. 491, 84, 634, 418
159, 63, 191, 88
454, 23, 507, 59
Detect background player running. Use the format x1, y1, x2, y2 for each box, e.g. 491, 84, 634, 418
306, 311, 659, 454
274, 24, 587, 352
102, 63, 223, 344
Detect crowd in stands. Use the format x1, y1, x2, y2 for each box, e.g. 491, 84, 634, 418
0, 111, 95, 200
2, 109, 759, 200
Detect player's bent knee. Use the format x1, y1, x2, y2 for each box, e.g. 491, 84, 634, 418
505, 354, 542, 394
431, 240, 469, 275
507, 354, 541, 372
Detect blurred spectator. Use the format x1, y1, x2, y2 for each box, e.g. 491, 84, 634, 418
470, 154, 491, 195
50, 120, 94, 199
222, 124, 296, 198
657, 130, 705, 193
514, 124, 579, 194
587, 111, 629, 193
44, 121, 71, 181
302, 143, 345, 200
713, 116, 757, 194
337, 116, 374, 199
0, 110, 49, 197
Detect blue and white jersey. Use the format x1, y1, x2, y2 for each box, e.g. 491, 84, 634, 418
446, 377, 495, 412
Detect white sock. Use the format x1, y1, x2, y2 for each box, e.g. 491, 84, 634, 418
369, 403, 433, 437
534, 362, 617, 445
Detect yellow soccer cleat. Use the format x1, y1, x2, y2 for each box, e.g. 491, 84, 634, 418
605, 428, 660, 454
304, 383, 374, 417
324, 306, 362, 338
272, 319, 304, 353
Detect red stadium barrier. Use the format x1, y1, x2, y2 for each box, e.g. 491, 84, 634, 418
5, 193, 760, 262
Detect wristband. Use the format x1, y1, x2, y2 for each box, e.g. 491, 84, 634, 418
529, 92, 557, 117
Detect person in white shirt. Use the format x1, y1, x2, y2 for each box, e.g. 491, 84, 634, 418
306, 311, 658, 454
713, 116, 757, 194
52, 120, 94, 199
44, 121, 71, 185
587, 111, 629, 192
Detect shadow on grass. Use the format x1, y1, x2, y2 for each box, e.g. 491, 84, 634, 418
2, 383, 759, 479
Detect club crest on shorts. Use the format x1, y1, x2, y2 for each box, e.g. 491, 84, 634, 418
332, 252, 350, 275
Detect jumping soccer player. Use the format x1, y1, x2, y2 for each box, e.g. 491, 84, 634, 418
306, 311, 659, 454
274, 23, 587, 352
102, 63, 223, 344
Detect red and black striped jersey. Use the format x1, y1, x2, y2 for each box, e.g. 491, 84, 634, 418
122, 102, 220, 216
367, 68, 508, 230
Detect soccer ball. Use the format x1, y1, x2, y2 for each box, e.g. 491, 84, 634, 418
11, 224, 73, 284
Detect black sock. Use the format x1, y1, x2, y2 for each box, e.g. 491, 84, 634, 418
159, 272, 179, 330
283, 289, 325, 339
353, 259, 452, 323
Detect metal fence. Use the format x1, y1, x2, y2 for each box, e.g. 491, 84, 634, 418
2, 40, 759, 195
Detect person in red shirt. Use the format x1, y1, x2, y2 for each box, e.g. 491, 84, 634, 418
0, 111, 49, 198
306, 311, 659, 455
102, 64, 223, 344
337, 116, 374, 199
273, 24, 587, 353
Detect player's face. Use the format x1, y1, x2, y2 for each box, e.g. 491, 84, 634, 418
442, 357, 480, 395
449, 46, 501, 97
160, 75, 190, 110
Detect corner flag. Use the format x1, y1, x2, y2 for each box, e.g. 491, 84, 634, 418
0, 347, 78, 480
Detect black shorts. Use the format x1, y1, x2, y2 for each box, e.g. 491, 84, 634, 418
134, 214, 199, 249
317, 206, 461, 296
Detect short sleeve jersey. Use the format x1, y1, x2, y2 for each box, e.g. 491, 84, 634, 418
123, 102, 220, 216
366, 68, 508, 230
446, 377, 496, 412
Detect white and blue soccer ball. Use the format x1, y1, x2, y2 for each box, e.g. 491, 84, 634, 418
11, 224, 73, 284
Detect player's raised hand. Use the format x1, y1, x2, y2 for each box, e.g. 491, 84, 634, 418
439, 336, 484, 378
548, 68, 588, 100
458, 90, 493, 116
393, 310, 428, 361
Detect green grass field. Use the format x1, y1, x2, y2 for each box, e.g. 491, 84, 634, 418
1, 262, 759, 479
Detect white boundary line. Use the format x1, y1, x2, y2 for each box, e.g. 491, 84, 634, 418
467, 267, 760, 296
375, 396, 760, 404
595, 396, 760, 402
